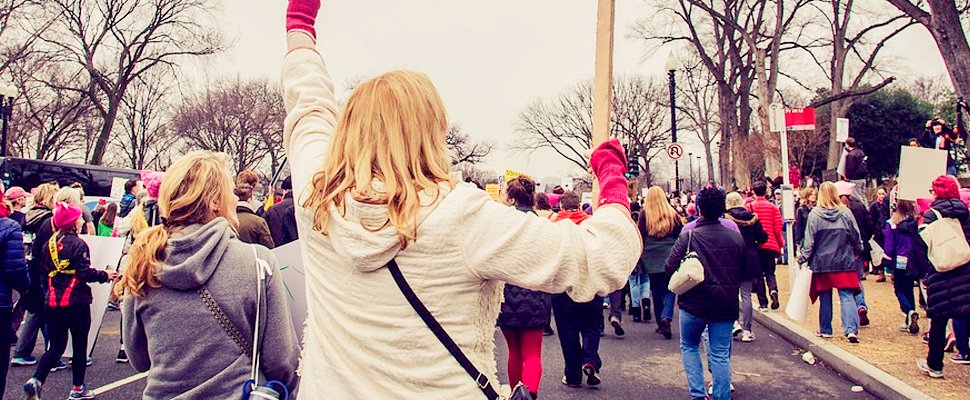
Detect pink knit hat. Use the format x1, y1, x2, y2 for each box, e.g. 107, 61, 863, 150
833, 181, 855, 197
52, 202, 83, 231
141, 170, 164, 199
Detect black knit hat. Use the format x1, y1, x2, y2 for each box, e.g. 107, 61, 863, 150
282, 176, 293, 190
696, 185, 726, 220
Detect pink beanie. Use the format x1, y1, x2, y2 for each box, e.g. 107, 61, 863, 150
141, 170, 164, 199
833, 181, 855, 197
52, 202, 83, 231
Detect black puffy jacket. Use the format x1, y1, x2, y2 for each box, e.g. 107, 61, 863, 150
665, 217, 746, 321
497, 206, 552, 329
912, 198, 970, 319
724, 208, 768, 280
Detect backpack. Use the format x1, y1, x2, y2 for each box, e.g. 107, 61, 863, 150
919, 208, 970, 273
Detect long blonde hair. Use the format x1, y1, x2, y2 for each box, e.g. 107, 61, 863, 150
639, 186, 680, 238
816, 182, 844, 209
118, 151, 238, 297
302, 70, 455, 247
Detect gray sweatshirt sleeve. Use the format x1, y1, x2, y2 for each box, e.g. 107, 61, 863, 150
122, 298, 151, 372
258, 250, 301, 390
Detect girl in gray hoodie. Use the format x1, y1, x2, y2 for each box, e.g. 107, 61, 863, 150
118, 151, 300, 399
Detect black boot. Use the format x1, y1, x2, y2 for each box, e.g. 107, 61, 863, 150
642, 298, 652, 322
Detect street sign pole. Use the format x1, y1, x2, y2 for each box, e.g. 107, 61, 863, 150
772, 103, 799, 284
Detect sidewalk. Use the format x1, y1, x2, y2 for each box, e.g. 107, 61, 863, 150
765, 265, 968, 399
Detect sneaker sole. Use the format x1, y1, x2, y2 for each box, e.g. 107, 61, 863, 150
10, 361, 37, 366
909, 314, 920, 334
610, 320, 625, 336
583, 365, 601, 386
916, 360, 945, 379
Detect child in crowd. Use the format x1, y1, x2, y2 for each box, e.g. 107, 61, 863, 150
24, 203, 116, 400
882, 199, 920, 334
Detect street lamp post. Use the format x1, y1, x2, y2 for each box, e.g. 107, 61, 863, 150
688, 152, 693, 192
0, 80, 18, 158
665, 51, 680, 194
697, 155, 702, 186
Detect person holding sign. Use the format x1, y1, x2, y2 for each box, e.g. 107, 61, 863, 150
280, 1, 640, 398
23, 203, 117, 400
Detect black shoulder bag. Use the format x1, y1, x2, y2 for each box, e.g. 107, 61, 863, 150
387, 259, 532, 400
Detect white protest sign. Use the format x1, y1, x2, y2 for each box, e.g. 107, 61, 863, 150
836, 118, 850, 142
273, 241, 307, 341
561, 177, 573, 192
536, 182, 546, 194
581, 192, 593, 206
897, 146, 948, 201
67, 235, 125, 358
109, 177, 129, 199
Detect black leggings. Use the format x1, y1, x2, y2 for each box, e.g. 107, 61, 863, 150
33, 304, 90, 386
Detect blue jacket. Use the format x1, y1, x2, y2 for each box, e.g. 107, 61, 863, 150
0, 217, 31, 309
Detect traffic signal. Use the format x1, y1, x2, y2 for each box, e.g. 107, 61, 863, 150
628, 148, 640, 177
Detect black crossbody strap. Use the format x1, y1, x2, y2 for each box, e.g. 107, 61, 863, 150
387, 259, 501, 400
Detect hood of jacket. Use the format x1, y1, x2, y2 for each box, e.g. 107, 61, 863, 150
552, 210, 590, 224
157, 218, 237, 290
24, 207, 52, 231
725, 208, 758, 227
816, 207, 849, 222
323, 181, 453, 273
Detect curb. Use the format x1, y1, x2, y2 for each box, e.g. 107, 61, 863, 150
753, 310, 937, 400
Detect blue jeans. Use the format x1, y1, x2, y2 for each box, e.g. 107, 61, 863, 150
629, 273, 650, 308
854, 281, 868, 311
818, 288, 859, 336
648, 273, 676, 321
680, 310, 733, 400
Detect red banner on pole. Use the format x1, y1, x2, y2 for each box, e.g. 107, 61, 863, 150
785, 108, 816, 131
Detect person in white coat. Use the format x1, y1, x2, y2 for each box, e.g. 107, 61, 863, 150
281, 1, 642, 399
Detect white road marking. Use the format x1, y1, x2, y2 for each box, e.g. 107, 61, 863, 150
92, 372, 148, 395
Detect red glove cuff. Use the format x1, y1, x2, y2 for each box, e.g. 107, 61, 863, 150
589, 139, 630, 211
286, 0, 321, 38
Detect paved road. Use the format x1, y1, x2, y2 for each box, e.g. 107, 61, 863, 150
4, 307, 879, 399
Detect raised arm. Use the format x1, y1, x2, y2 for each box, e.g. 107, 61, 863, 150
463, 140, 640, 302
281, 0, 338, 202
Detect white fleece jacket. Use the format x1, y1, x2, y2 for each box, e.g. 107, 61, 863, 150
282, 41, 642, 400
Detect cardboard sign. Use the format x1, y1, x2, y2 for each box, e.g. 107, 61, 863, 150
273, 241, 307, 341
505, 169, 523, 183
836, 118, 850, 142
67, 235, 125, 358
785, 108, 816, 131
897, 146, 947, 201
485, 184, 501, 201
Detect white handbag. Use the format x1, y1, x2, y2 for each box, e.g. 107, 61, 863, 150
919, 208, 970, 273
669, 231, 705, 295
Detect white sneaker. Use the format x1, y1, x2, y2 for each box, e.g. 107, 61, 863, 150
741, 330, 755, 342
732, 321, 743, 338
707, 381, 736, 394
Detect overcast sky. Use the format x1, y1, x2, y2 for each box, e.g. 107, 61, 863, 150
216, 1, 949, 181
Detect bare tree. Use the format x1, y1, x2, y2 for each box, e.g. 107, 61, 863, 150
885, 0, 970, 98
172, 77, 284, 174
631, 0, 756, 186
446, 124, 492, 166
4, 51, 91, 161
786, 0, 915, 168
513, 75, 671, 184
113, 71, 177, 170
40, 0, 225, 165
678, 52, 721, 182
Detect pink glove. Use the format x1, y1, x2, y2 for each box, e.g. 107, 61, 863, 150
286, 0, 321, 38
589, 138, 630, 211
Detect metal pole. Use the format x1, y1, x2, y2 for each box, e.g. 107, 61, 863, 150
1, 96, 8, 158
688, 153, 693, 192
669, 70, 678, 194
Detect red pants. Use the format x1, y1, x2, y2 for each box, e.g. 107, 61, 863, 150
501, 328, 543, 394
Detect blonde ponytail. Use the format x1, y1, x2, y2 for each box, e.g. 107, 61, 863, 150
118, 225, 168, 297
116, 150, 237, 298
